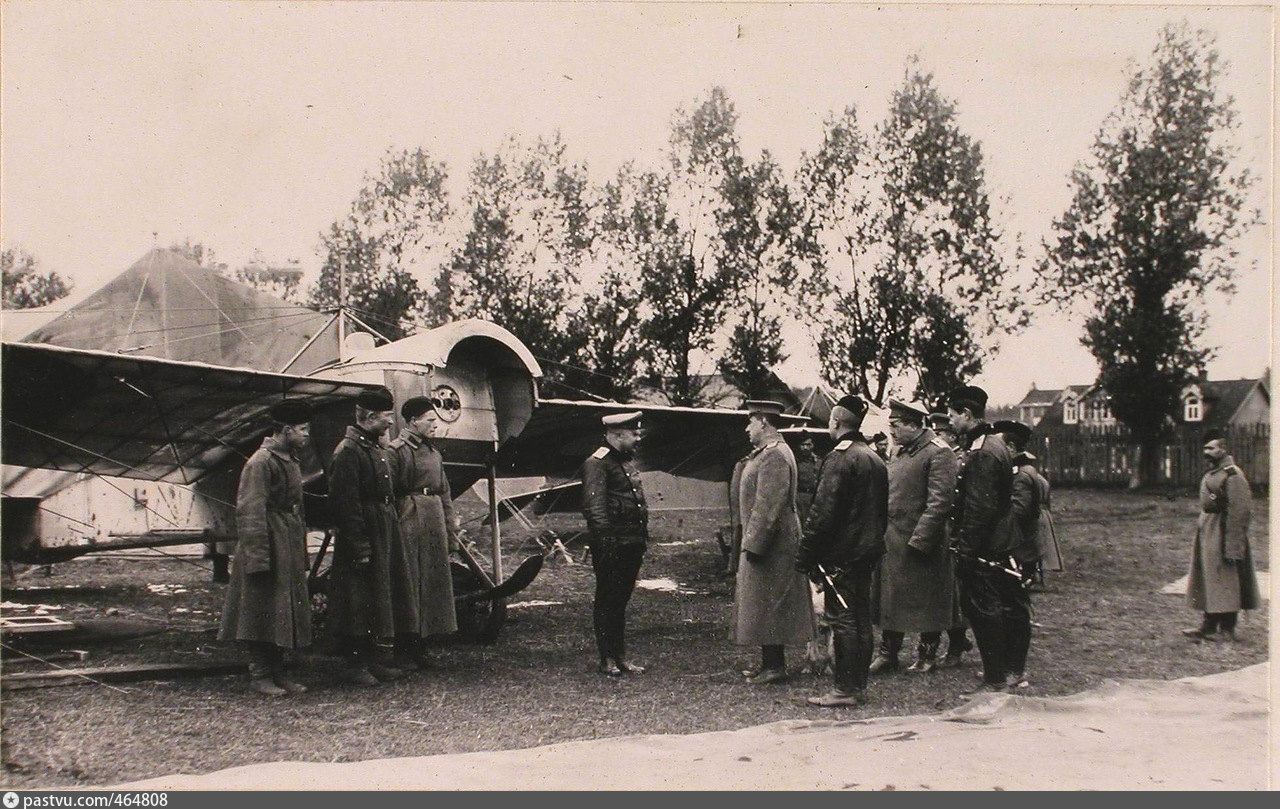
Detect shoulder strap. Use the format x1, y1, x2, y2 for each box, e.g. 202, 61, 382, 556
590, 446, 609, 460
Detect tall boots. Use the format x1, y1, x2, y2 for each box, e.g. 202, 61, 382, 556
905, 634, 941, 674
368, 638, 406, 682
807, 634, 867, 707
246, 642, 288, 697
868, 631, 902, 674
746, 644, 788, 684
939, 628, 973, 668
248, 657, 287, 697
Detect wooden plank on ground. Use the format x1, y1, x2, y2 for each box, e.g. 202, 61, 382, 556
1, 661, 247, 691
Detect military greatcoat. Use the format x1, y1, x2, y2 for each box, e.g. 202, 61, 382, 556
326, 425, 409, 638
219, 436, 312, 648
390, 431, 459, 636
875, 428, 959, 633
1187, 455, 1261, 614
733, 437, 815, 646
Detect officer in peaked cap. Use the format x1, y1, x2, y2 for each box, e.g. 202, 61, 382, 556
327, 385, 411, 686
868, 397, 959, 677
992, 420, 1033, 453
582, 411, 649, 676
946, 383, 1028, 696
793, 394, 884, 705
735, 398, 814, 686
219, 399, 314, 697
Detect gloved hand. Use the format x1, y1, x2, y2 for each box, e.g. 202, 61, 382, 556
906, 543, 930, 559
744, 550, 763, 564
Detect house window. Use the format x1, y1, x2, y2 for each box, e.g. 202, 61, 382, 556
1064, 399, 1078, 424
1184, 397, 1202, 422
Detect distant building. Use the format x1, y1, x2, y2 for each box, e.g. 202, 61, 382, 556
1020, 373, 1269, 430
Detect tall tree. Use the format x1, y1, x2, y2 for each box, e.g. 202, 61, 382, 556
312, 148, 452, 340
630, 87, 752, 406
2, 246, 73, 309
428, 133, 591, 394
1040, 23, 1257, 486
716, 152, 800, 399
796, 65, 1025, 405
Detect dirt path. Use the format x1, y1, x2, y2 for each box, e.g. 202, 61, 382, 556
120, 663, 1270, 790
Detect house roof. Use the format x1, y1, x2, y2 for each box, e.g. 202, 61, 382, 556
1016, 387, 1062, 407
1193, 378, 1264, 429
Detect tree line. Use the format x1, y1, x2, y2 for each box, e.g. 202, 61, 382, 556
3, 24, 1258, 484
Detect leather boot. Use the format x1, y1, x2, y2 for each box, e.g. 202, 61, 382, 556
272, 661, 308, 694
939, 629, 973, 668
867, 631, 901, 674
809, 633, 867, 706
1182, 614, 1218, 641
248, 660, 286, 697
368, 639, 406, 682
906, 637, 940, 674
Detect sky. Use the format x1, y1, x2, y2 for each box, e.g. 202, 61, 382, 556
1, 0, 1271, 405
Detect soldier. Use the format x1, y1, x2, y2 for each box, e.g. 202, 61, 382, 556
582, 411, 649, 676
928, 411, 974, 669
948, 384, 1026, 696
326, 387, 407, 686
995, 420, 1052, 589
735, 400, 815, 685
390, 396, 460, 670
794, 435, 820, 525
219, 399, 314, 697
1182, 429, 1261, 642
870, 432, 890, 462
869, 399, 958, 676
795, 395, 887, 706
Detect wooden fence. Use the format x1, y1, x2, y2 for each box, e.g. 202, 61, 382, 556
1032, 423, 1269, 490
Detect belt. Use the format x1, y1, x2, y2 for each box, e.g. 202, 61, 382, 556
269, 505, 302, 516
369, 495, 393, 505
414, 487, 444, 496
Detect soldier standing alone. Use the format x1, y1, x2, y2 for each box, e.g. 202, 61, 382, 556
582, 412, 649, 676
1182, 429, 1261, 642
795, 395, 887, 706
219, 400, 315, 697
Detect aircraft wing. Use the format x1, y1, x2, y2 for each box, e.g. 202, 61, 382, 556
1, 341, 384, 484
495, 398, 809, 483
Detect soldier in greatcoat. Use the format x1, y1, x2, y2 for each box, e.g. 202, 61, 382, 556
582, 411, 649, 676
390, 396, 460, 670
219, 400, 314, 697
795, 395, 886, 706
1182, 429, 1261, 642
928, 411, 974, 668
326, 387, 408, 686
948, 385, 1027, 696
869, 399, 958, 675
734, 400, 815, 684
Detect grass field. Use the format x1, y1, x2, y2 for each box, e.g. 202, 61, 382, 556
0, 488, 1269, 788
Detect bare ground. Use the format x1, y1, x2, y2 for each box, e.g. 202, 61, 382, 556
0, 488, 1269, 789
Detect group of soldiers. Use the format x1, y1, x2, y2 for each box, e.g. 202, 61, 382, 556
723, 386, 1051, 707
219, 389, 461, 696
581, 385, 1053, 708
217, 378, 1254, 704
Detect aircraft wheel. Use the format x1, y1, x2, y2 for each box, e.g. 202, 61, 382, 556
450, 561, 506, 645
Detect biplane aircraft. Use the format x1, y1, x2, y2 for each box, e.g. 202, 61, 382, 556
1, 315, 812, 642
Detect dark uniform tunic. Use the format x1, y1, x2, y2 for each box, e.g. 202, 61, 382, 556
1187, 455, 1261, 615
219, 436, 312, 649
796, 432, 887, 692
951, 424, 1029, 685
326, 425, 408, 640
390, 431, 459, 637
581, 443, 648, 661
875, 428, 958, 634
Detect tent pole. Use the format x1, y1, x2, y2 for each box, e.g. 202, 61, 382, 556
487, 448, 503, 582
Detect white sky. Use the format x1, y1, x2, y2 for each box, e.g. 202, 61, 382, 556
1, 0, 1271, 405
